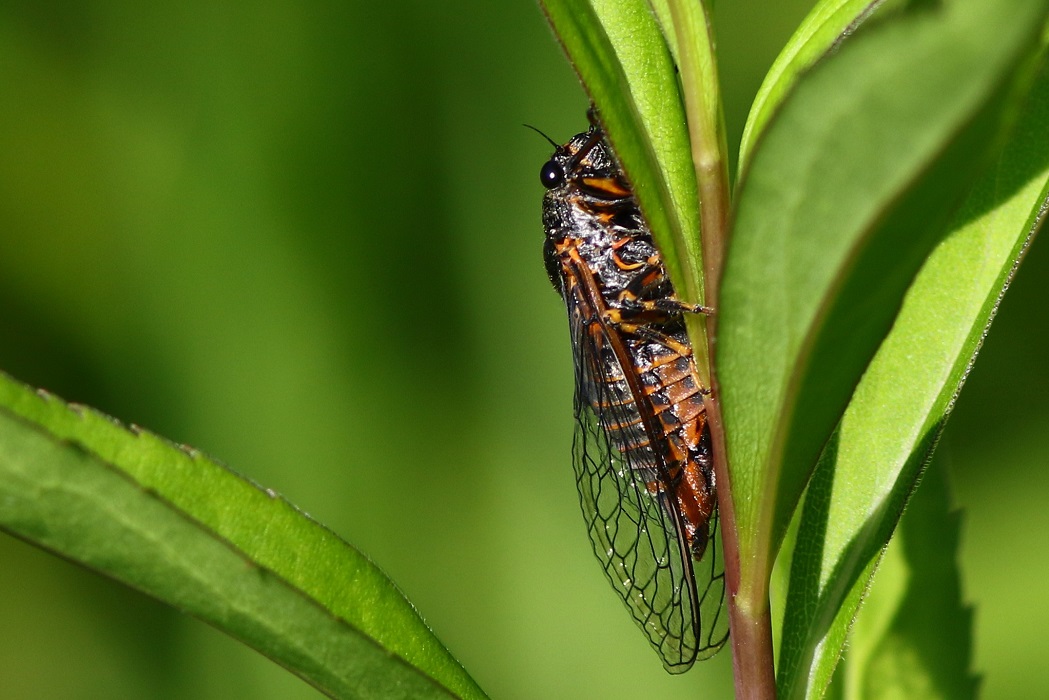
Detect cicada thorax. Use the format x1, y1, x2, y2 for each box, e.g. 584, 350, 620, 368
541, 123, 716, 563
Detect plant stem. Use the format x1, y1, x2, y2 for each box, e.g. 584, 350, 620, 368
669, 1, 777, 697
706, 381, 778, 699
667, 0, 730, 298
728, 593, 777, 700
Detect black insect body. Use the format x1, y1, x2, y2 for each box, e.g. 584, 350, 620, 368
540, 117, 727, 672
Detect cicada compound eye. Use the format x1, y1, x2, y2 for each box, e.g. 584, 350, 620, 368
540, 159, 566, 189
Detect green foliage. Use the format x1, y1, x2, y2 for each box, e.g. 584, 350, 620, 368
777, 55, 1049, 698
1, 1, 1048, 698
538, 0, 701, 300
720, 0, 1048, 597
738, 0, 905, 170
832, 455, 978, 700
538, 0, 1049, 696
0, 374, 484, 700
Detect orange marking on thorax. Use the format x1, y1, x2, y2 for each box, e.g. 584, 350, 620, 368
580, 176, 631, 198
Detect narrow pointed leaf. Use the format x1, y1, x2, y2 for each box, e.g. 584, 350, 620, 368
0, 374, 484, 700
738, 0, 897, 171
717, 0, 1049, 607
776, 55, 1049, 699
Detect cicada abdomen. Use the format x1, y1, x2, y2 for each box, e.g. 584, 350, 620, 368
539, 115, 727, 672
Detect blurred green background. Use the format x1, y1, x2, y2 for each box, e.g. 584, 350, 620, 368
0, 2, 1045, 698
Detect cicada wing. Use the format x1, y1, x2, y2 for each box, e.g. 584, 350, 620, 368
570, 312, 702, 673
694, 503, 729, 660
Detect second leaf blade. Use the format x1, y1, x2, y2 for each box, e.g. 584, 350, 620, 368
716, 0, 1049, 597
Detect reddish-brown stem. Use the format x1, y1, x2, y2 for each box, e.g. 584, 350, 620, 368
669, 0, 777, 694
675, 1, 777, 695
704, 375, 777, 699
728, 596, 777, 700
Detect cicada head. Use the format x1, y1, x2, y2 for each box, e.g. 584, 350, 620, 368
539, 125, 638, 296
538, 126, 629, 201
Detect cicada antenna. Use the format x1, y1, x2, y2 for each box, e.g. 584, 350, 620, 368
523, 123, 560, 150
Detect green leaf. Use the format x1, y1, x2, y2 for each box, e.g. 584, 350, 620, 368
646, 0, 680, 62
0, 374, 485, 700
835, 455, 977, 699
537, 0, 703, 305
775, 53, 1049, 700
716, 0, 1049, 611
738, 0, 896, 171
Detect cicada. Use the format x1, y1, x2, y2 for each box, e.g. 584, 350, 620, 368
539, 112, 728, 672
